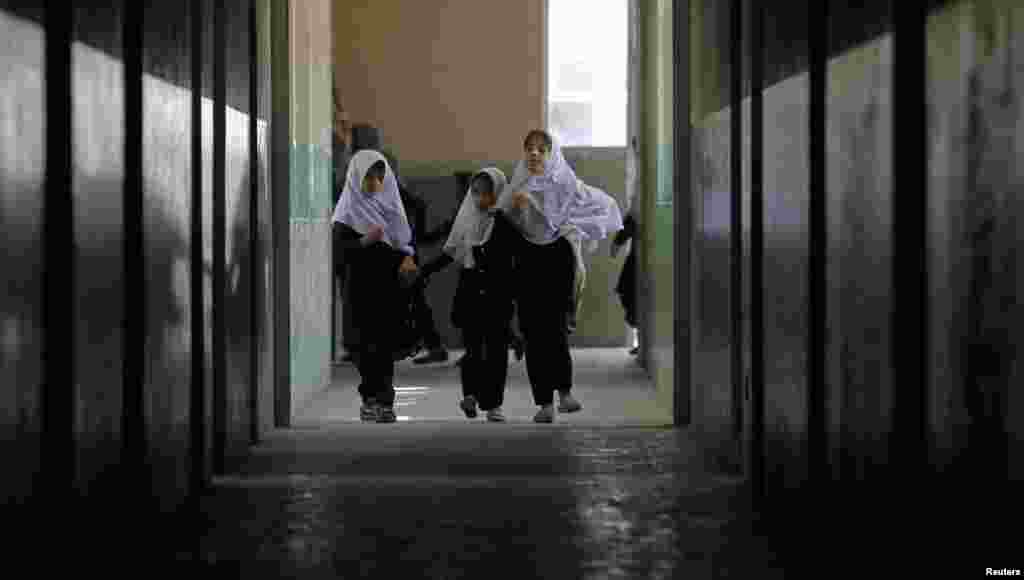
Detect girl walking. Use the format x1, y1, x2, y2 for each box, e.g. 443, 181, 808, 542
497, 130, 623, 423
417, 167, 519, 422
332, 149, 418, 423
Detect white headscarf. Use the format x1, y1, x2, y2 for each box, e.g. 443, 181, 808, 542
497, 133, 623, 247
443, 167, 507, 268
331, 149, 414, 256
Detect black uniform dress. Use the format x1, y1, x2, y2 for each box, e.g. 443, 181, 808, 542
613, 213, 637, 328
333, 222, 409, 407
419, 210, 520, 410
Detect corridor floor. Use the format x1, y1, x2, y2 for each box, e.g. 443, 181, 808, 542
179, 349, 792, 577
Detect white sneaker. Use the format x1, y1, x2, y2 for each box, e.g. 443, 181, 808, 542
557, 391, 582, 413
533, 405, 555, 423
486, 407, 506, 422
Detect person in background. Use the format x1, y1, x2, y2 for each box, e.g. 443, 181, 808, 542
611, 209, 639, 356
379, 147, 454, 365
331, 91, 355, 364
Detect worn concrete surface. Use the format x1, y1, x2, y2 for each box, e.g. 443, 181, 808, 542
179, 348, 796, 577
298, 348, 672, 426
19, 348, 1006, 578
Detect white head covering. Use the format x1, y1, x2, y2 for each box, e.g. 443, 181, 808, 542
496, 132, 625, 330
443, 167, 507, 268
331, 149, 414, 256
497, 133, 623, 247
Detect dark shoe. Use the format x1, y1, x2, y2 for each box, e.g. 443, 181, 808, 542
629, 346, 639, 356
533, 405, 555, 423
376, 407, 397, 423
413, 348, 448, 365
393, 344, 421, 362
557, 391, 582, 413
360, 399, 380, 422
459, 395, 478, 419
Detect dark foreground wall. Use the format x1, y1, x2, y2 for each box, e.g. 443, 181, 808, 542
0, 0, 277, 524
685, 0, 1020, 516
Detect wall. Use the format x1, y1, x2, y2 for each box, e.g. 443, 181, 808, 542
689, 0, 739, 471
0, 0, 275, 528
333, 0, 545, 167
289, 0, 334, 415
1, 1, 45, 513
638, 0, 676, 418
926, 0, 1023, 487
684, 0, 1021, 526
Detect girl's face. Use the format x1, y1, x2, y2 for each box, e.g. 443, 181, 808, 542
362, 173, 384, 194
524, 137, 550, 176
471, 176, 497, 210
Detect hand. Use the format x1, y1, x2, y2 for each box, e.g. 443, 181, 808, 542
399, 255, 418, 275
365, 224, 384, 244
511, 190, 531, 210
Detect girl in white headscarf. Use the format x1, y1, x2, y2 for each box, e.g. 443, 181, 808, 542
332, 149, 418, 423
496, 129, 624, 423
416, 167, 521, 422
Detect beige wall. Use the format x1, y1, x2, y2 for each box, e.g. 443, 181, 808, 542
334, 0, 546, 165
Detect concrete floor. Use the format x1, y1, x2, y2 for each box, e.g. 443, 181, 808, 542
164, 349, 792, 577
59, 349, 999, 576
299, 347, 673, 426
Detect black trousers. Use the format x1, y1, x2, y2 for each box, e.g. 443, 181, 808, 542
516, 237, 576, 406
411, 281, 443, 350
458, 271, 513, 410
355, 347, 395, 407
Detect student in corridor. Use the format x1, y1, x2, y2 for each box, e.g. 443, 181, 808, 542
331, 150, 418, 423
416, 167, 519, 422
611, 209, 639, 356
497, 130, 624, 423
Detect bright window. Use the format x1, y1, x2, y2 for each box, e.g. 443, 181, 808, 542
547, 0, 629, 147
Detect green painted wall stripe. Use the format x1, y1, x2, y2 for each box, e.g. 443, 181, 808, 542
290, 333, 332, 387
290, 145, 333, 220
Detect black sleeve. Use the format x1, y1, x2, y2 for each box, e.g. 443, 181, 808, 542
333, 221, 407, 262
613, 213, 636, 245
490, 209, 526, 250
420, 252, 454, 277
333, 221, 366, 252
